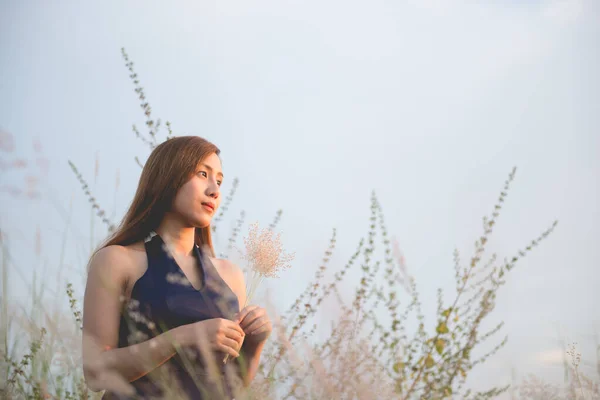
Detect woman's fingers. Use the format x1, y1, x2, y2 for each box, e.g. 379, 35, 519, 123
225, 327, 244, 341
240, 311, 268, 332
223, 319, 245, 336
244, 317, 268, 335
217, 343, 240, 358
236, 305, 260, 326
225, 331, 244, 348
249, 321, 272, 336
221, 337, 242, 352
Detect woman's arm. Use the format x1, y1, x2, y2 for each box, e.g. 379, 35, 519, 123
83, 246, 245, 393
236, 309, 269, 386
217, 259, 271, 386
82, 246, 188, 391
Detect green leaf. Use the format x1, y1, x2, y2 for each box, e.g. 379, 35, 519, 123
441, 307, 452, 318
395, 380, 403, 394
436, 321, 449, 334
425, 354, 434, 369
435, 338, 446, 355
393, 362, 404, 374
462, 348, 470, 359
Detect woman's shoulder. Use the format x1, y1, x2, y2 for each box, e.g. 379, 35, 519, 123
211, 257, 243, 278
210, 258, 245, 293
88, 242, 147, 281
92, 242, 145, 263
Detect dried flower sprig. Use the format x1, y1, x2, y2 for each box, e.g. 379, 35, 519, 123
66, 283, 82, 330
224, 222, 295, 363
242, 221, 295, 280
68, 160, 116, 232
121, 47, 160, 147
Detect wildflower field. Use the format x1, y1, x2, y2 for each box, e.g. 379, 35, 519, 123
1, 48, 598, 400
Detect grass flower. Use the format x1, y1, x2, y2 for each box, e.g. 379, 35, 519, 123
4, 50, 583, 400
223, 222, 295, 364
242, 222, 295, 298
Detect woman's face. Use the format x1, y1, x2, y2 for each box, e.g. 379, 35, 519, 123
171, 152, 223, 228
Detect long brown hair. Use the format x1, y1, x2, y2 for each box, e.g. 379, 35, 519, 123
98, 136, 220, 257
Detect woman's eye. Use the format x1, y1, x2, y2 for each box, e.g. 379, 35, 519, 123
217, 181, 222, 186
198, 171, 207, 178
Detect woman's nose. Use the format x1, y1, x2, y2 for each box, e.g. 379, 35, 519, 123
207, 183, 220, 198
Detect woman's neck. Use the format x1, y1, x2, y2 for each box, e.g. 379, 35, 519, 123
155, 214, 196, 257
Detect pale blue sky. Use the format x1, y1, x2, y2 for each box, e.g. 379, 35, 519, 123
1, 0, 599, 395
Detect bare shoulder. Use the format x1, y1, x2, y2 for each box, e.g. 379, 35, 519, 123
89, 243, 143, 270
211, 258, 244, 280
211, 258, 245, 295
87, 242, 147, 290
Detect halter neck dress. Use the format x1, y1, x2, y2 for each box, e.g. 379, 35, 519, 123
102, 233, 243, 400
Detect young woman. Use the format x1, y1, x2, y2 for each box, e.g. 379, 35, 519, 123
82, 136, 272, 399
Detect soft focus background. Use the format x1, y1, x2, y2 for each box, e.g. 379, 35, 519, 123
1, 0, 599, 397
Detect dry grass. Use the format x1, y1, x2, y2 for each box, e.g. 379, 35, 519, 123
1, 48, 598, 400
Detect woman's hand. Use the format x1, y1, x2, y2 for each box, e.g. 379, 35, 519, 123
235, 305, 272, 345
182, 318, 245, 358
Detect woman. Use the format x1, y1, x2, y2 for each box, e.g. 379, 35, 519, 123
82, 136, 272, 399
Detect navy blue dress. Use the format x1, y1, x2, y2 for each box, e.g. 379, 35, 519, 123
102, 233, 243, 399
